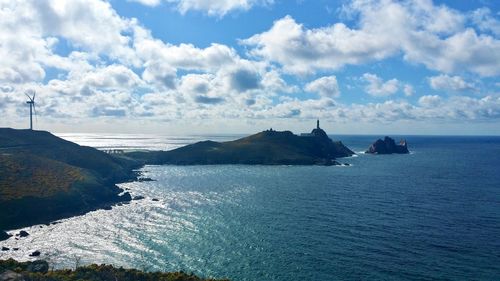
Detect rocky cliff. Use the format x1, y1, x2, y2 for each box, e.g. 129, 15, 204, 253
366, 136, 409, 154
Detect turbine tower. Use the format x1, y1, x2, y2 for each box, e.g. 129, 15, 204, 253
25, 90, 36, 130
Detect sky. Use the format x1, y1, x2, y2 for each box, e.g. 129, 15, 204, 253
0, 0, 499, 135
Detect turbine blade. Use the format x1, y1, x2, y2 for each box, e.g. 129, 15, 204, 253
25, 91, 34, 102
32, 91, 35, 101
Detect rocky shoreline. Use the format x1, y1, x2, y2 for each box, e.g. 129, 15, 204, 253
0, 259, 229, 281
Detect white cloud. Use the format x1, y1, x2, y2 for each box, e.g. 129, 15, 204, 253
402, 28, 500, 77
418, 95, 442, 108
362, 73, 399, 97
471, 8, 500, 36
178, 73, 225, 104
130, 0, 161, 7
261, 69, 298, 94
428, 74, 475, 92
249, 94, 500, 123
142, 61, 177, 89
345, 95, 500, 122
0, 0, 295, 121
0, 0, 139, 84
131, 0, 274, 16
242, 0, 500, 77
136, 41, 239, 72
242, 15, 398, 75
403, 84, 414, 96
32, 0, 139, 64
305, 76, 340, 98
83, 65, 143, 89
2, 0, 499, 133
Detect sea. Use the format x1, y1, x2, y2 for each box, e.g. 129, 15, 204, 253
1, 133, 500, 280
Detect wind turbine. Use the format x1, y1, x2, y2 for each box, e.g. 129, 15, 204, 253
25, 90, 36, 130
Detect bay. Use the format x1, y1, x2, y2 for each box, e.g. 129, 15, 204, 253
1, 134, 499, 280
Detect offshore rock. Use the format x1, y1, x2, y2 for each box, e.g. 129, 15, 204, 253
366, 136, 409, 154
0, 231, 11, 241
28, 251, 40, 257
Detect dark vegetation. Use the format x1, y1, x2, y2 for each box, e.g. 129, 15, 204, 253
0, 259, 229, 281
126, 128, 354, 166
0, 128, 141, 233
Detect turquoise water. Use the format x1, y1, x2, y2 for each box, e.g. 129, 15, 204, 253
2, 135, 500, 280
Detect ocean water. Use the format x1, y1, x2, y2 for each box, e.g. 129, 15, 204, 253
1, 134, 500, 280
55, 133, 242, 151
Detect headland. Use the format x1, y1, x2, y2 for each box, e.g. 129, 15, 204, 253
0, 128, 141, 234
125, 121, 354, 166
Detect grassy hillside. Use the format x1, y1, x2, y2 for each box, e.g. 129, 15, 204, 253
0, 153, 88, 200
0, 128, 141, 232
0, 128, 137, 181
127, 129, 354, 165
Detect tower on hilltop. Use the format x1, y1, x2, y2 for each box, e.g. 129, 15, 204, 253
317, 119, 320, 129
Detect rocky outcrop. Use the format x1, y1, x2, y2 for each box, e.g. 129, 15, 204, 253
0, 231, 10, 242
366, 136, 409, 154
28, 251, 41, 257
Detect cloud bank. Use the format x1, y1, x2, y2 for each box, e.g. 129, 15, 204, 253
0, 0, 499, 134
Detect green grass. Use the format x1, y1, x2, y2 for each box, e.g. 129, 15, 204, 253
0, 153, 88, 200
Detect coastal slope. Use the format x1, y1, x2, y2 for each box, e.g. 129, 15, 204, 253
127, 128, 354, 166
0, 128, 140, 233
